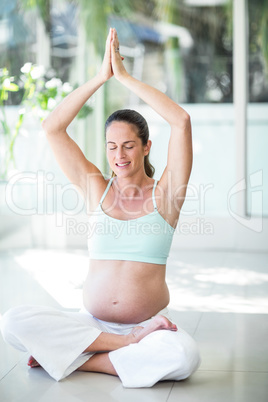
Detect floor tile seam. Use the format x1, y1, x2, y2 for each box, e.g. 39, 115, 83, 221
0, 363, 20, 383
192, 312, 204, 336
0, 351, 26, 382
166, 381, 175, 401
198, 369, 268, 373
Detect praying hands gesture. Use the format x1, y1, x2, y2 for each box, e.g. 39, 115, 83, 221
99, 28, 127, 83
43, 27, 192, 227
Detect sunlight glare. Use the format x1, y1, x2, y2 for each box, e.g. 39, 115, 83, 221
14, 250, 88, 309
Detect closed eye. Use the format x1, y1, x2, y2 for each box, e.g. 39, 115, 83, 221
108, 146, 133, 150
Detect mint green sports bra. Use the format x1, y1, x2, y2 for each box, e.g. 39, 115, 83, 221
87, 178, 175, 265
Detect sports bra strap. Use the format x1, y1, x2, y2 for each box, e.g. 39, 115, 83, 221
99, 177, 158, 209
99, 177, 114, 206
152, 180, 158, 211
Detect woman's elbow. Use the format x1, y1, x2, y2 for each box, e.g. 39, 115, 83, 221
41, 118, 47, 132
171, 110, 191, 130
181, 111, 191, 130
41, 117, 51, 135
172, 114, 191, 133
41, 117, 59, 137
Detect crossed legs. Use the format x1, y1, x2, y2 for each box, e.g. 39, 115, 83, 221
28, 315, 178, 376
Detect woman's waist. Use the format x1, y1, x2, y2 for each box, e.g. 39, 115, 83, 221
83, 273, 169, 303
87, 258, 166, 275
84, 259, 167, 295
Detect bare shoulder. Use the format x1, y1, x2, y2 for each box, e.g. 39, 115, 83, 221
83, 169, 112, 213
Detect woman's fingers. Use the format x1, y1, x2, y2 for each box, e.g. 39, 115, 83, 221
99, 28, 114, 81
107, 28, 113, 46
110, 28, 128, 80
110, 28, 123, 59
112, 28, 120, 53
105, 28, 112, 56
111, 29, 121, 63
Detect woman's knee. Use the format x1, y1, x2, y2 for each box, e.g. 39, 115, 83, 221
171, 330, 201, 379
149, 329, 201, 379
0, 305, 29, 345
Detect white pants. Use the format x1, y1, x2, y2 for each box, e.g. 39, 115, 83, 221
0, 305, 201, 388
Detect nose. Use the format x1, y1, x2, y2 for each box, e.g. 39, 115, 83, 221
116, 146, 125, 159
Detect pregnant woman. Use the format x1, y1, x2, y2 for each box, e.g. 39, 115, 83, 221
1, 28, 200, 388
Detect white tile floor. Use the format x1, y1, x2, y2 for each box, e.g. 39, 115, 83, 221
0, 248, 268, 402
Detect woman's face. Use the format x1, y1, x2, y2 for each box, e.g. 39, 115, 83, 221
106, 121, 150, 178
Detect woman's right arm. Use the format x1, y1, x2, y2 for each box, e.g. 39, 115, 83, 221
42, 29, 114, 194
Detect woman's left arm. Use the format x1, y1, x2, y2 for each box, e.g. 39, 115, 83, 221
111, 29, 192, 212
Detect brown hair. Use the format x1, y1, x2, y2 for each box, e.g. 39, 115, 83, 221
105, 109, 155, 178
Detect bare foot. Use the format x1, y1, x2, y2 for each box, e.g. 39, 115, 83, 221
27, 356, 41, 368
129, 315, 177, 343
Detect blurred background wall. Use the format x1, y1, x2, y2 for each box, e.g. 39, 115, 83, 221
0, 0, 267, 252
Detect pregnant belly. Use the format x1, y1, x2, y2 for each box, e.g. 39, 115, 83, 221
82, 260, 170, 324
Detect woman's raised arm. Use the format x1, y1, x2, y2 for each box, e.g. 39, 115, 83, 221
111, 29, 192, 215
42, 29, 114, 193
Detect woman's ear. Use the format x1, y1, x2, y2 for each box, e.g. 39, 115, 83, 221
144, 140, 152, 156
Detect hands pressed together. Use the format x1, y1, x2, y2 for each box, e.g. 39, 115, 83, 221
99, 28, 128, 83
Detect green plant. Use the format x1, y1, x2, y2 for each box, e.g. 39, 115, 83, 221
0, 63, 92, 179
0, 68, 20, 179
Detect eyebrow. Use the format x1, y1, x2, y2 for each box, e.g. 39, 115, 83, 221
106, 140, 136, 144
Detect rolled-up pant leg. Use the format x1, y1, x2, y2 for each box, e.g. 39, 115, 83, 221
109, 326, 201, 388
0, 305, 102, 381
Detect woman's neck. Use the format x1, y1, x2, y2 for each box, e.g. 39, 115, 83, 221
113, 175, 153, 198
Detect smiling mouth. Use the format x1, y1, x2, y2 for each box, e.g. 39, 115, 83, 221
116, 162, 131, 167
